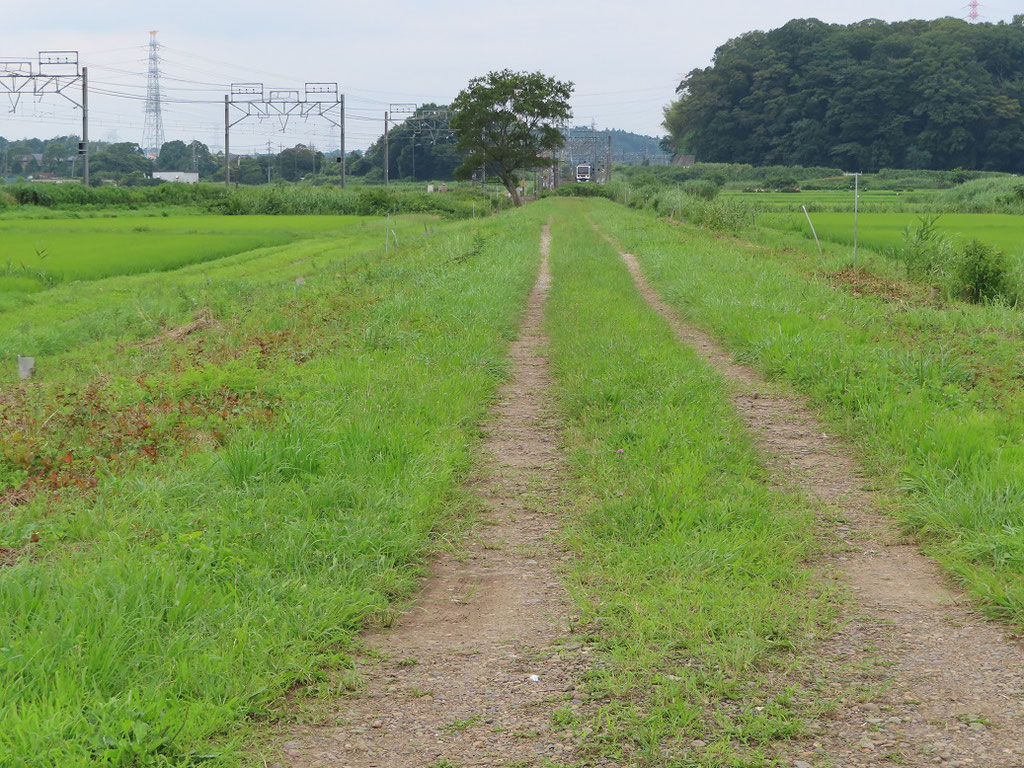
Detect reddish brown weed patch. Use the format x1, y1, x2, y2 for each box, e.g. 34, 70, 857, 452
828, 267, 925, 304
1, 379, 277, 514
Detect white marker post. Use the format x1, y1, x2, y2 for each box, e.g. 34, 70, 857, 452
17, 355, 35, 380
802, 205, 824, 260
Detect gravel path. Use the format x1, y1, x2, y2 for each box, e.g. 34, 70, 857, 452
599, 225, 1024, 768
278, 225, 590, 767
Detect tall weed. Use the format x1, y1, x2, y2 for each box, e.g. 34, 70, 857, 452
955, 239, 1014, 304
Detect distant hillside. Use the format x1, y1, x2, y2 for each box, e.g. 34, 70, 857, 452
664, 16, 1024, 173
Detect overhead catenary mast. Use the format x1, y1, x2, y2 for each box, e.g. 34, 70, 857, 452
142, 31, 165, 157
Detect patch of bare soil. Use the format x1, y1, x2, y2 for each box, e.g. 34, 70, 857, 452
0, 546, 19, 568
277, 225, 591, 767
598, 225, 1024, 768
828, 267, 932, 305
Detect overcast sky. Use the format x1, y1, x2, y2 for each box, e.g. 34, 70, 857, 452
1, 0, 1019, 153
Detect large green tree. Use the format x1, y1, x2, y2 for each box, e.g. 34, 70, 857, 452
156, 140, 219, 176
451, 70, 573, 205
275, 144, 323, 182
89, 143, 153, 183
664, 16, 1024, 172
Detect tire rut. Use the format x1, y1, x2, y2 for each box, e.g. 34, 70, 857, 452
279, 225, 589, 768
596, 224, 1024, 768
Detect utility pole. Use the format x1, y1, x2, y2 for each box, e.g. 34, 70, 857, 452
480, 127, 486, 190
266, 140, 272, 183
224, 82, 342, 188
81, 66, 89, 186
384, 103, 415, 185
605, 134, 612, 184
339, 94, 346, 188
2, 51, 86, 180
224, 95, 230, 187
853, 172, 861, 268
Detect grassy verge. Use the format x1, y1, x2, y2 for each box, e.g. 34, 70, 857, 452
0, 212, 540, 766
586, 197, 1024, 624
542, 200, 829, 766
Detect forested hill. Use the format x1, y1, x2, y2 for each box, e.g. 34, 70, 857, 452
664, 17, 1024, 172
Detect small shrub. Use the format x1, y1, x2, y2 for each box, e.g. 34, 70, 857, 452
553, 183, 615, 199
764, 174, 799, 192
897, 215, 953, 280
955, 239, 1011, 304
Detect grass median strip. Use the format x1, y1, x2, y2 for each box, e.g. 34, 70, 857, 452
0, 212, 541, 767
587, 196, 1024, 625
543, 200, 830, 766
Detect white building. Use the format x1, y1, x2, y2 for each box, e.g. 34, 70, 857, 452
153, 171, 200, 184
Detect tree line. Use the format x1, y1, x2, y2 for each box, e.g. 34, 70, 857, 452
664, 16, 1024, 172
0, 136, 339, 186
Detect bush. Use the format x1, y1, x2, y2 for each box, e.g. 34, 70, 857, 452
552, 183, 615, 199
615, 183, 752, 232
0, 181, 503, 219
764, 174, 799, 192
680, 179, 719, 200
955, 239, 1012, 303
615, 162, 843, 186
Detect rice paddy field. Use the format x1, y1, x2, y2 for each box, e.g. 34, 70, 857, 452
5, 194, 1024, 766
765, 210, 1024, 259
723, 188, 929, 211
0, 215, 388, 290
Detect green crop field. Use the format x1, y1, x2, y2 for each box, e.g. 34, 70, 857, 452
723, 188, 923, 211
0, 215, 390, 293
766, 210, 1024, 257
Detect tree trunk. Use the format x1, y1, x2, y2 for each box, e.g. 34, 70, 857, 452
501, 175, 522, 207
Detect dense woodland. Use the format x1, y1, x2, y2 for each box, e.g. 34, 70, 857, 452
664, 16, 1024, 172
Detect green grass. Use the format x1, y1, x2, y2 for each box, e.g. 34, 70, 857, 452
766, 210, 1024, 260
585, 197, 1024, 626
0, 214, 437, 360
0, 214, 394, 288
541, 199, 828, 765
0, 210, 541, 766
723, 188, 930, 212
0, 181, 510, 220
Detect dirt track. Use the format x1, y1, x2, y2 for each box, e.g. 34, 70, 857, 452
601, 226, 1024, 768
278, 217, 1024, 767
280, 225, 590, 767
